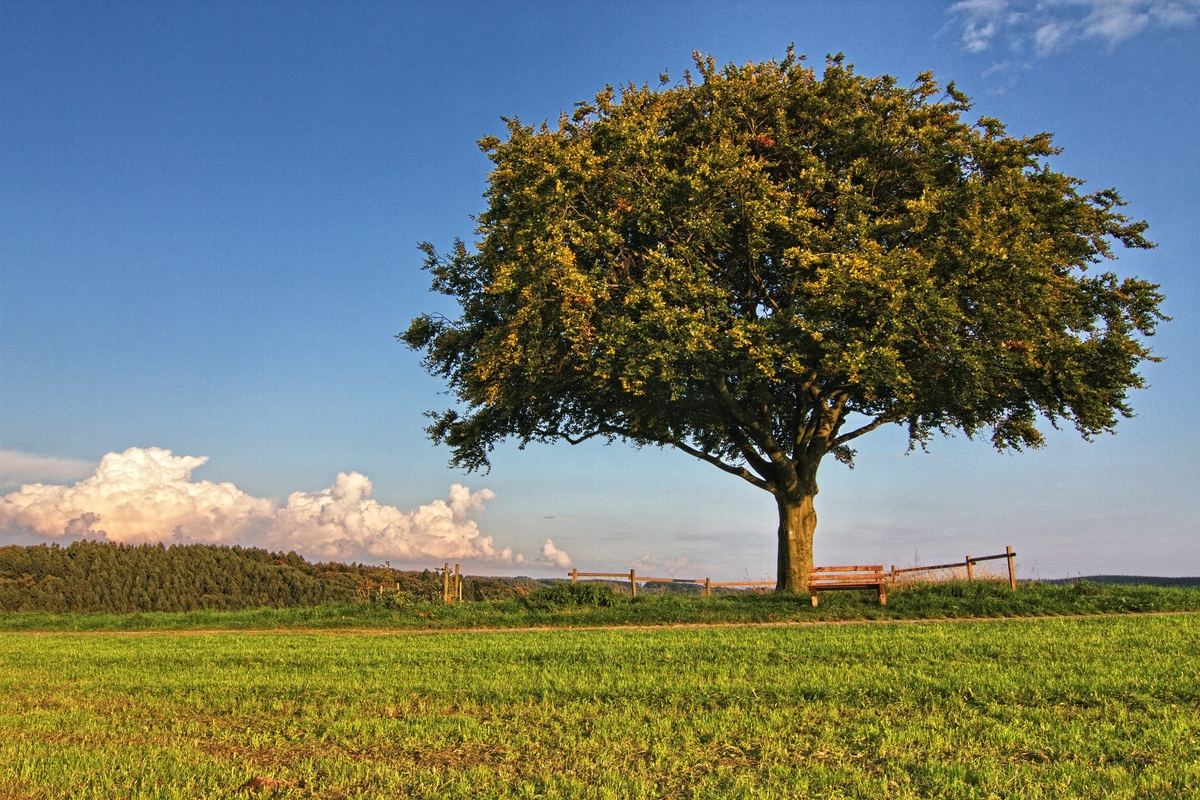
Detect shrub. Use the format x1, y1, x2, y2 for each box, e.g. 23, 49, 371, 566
523, 581, 627, 610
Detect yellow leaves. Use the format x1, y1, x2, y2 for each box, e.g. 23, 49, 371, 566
412, 49, 1164, 477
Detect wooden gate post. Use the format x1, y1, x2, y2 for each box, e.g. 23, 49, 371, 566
1006, 546, 1016, 590
571, 568, 578, 584
630, 569, 637, 598
704, 577, 711, 597
965, 556, 974, 582
443, 562, 450, 603
455, 563, 462, 603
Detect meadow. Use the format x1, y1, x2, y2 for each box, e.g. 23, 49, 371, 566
1, 612, 1198, 799
1, 578, 1197, 632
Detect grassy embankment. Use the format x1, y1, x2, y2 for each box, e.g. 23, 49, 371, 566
1, 613, 1198, 798
1, 579, 1198, 632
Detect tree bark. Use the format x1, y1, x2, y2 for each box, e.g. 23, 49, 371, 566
776, 494, 816, 593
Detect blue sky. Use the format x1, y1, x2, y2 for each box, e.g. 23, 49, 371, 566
2, 0, 1197, 579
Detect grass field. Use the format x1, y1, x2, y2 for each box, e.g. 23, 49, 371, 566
1, 613, 1198, 798
2, 579, 1198, 633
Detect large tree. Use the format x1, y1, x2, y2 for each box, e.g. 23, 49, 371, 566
402, 52, 1165, 592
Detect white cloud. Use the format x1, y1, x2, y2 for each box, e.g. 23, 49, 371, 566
0, 449, 95, 491
514, 538, 574, 570
631, 554, 660, 574
0, 446, 565, 568
1034, 18, 1075, 53
540, 539, 573, 569
948, 0, 1200, 56
949, 0, 1015, 50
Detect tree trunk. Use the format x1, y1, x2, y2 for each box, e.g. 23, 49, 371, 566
776, 494, 816, 593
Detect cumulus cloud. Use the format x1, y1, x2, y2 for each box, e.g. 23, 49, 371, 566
0, 446, 570, 568
948, 0, 1200, 55
540, 539, 573, 569
514, 539, 574, 569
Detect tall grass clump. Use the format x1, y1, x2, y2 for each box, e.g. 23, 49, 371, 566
522, 581, 628, 610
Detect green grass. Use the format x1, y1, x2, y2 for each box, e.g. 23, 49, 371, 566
1, 614, 1198, 798
1, 579, 1197, 633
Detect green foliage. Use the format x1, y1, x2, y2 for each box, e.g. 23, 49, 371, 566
369, 586, 422, 609
1053, 575, 1200, 588
2, 616, 1199, 797
0, 540, 350, 613
403, 50, 1166, 587
3, 580, 1198, 632
0, 541, 540, 613
406, 51, 1163, 478
523, 580, 628, 610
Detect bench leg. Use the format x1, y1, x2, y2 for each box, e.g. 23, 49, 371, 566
811, 592, 818, 608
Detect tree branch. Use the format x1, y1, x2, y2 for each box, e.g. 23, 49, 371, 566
830, 414, 898, 448
711, 375, 790, 468
533, 428, 607, 446
669, 439, 775, 492
541, 422, 776, 493
726, 421, 776, 482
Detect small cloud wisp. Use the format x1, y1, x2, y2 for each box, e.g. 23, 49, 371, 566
948, 0, 1199, 56
0, 449, 95, 491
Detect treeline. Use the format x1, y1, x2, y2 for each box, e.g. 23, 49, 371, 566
0, 541, 539, 613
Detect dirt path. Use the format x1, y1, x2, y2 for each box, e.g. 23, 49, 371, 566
4, 609, 1197, 637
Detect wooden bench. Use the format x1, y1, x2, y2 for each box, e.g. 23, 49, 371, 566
808, 565, 887, 607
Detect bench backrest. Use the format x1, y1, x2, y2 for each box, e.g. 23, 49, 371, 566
808, 566, 884, 582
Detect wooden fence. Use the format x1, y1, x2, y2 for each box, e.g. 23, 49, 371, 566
433, 547, 1016, 605
437, 562, 463, 603
889, 546, 1017, 589
568, 569, 773, 597
568, 545, 1017, 597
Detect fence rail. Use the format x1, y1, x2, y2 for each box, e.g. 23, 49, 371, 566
568, 569, 773, 597
569, 545, 1018, 597
890, 546, 1017, 589
382, 546, 1018, 606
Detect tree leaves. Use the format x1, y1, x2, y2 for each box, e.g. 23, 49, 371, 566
402, 52, 1163, 503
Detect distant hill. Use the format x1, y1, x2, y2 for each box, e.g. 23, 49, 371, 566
1045, 575, 1200, 589
0, 540, 541, 614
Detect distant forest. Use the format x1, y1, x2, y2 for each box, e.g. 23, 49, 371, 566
0, 541, 538, 613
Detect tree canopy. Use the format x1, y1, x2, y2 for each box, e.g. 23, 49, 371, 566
403, 51, 1165, 591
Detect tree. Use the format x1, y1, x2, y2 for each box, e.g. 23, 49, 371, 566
402, 51, 1165, 592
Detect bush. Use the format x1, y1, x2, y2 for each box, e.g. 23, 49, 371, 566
523, 581, 627, 610
370, 588, 423, 610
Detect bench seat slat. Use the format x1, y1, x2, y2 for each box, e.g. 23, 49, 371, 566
807, 565, 888, 608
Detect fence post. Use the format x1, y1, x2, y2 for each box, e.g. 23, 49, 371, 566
1006, 546, 1016, 590
455, 563, 462, 603
571, 568, 578, 584
443, 562, 450, 602
966, 556, 974, 582
630, 569, 637, 598
704, 577, 711, 597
